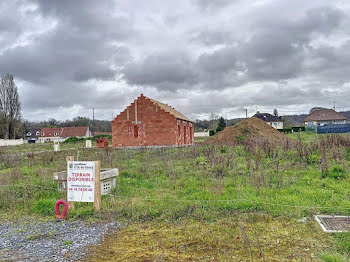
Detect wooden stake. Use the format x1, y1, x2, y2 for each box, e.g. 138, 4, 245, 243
66, 156, 74, 162
66, 156, 75, 210
93, 161, 101, 211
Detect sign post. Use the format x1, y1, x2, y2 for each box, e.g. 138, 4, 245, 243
93, 161, 101, 211
66, 156, 75, 210
66, 157, 101, 211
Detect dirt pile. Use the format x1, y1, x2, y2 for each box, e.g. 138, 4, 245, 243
204, 117, 287, 145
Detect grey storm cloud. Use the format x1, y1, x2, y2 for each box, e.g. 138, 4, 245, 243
190, 28, 236, 46
194, 0, 235, 12
1, 0, 350, 120
197, 47, 238, 74
0, 0, 133, 85
122, 53, 198, 88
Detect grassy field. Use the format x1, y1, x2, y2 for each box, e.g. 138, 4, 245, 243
2, 132, 350, 261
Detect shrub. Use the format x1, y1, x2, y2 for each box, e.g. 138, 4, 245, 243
330, 166, 345, 179
63, 137, 85, 143
308, 153, 320, 164
220, 146, 228, 154
31, 198, 57, 216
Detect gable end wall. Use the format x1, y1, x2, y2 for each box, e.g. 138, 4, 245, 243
112, 95, 194, 147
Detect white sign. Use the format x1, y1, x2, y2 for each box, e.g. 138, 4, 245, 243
86, 140, 92, 148
67, 161, 95, 202
54, 142, 60, 152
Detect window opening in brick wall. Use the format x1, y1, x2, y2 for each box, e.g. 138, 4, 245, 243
134, 126, 138, 138
184, 126, 186, 144
178, 125, 181, 136
189, 126, 192, 143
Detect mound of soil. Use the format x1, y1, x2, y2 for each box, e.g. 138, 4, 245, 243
204, 117, 287, 145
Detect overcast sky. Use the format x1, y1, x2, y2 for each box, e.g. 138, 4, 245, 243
1, 0, 350, 121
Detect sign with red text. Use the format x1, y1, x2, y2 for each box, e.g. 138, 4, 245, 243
67, 161, 95, 202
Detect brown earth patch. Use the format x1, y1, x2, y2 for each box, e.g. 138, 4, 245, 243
204, 117, 287, 145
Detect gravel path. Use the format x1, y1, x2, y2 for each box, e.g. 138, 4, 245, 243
0, 219, 120, 262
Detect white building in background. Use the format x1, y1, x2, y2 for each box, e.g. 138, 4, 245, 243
253, 113, 284, 130
194, 131, 210, 137
0, 139, 24, 147
37, 126, 92, 143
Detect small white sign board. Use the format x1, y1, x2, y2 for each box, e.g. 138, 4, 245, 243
54, 143, 60, 152
67, 161, 95, 202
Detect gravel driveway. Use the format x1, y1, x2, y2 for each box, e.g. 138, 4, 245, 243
0, 219, 120, 262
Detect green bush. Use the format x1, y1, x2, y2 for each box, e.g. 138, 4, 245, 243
31, 198, 57, 216
279, 128, 292, 133
308, 154, 320, 164
292, 126, 305, 132
220, 146, 228, 154
330, 166, 345, 179
63, 137, 85, 143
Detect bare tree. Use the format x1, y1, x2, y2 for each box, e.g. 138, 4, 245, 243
0, 74, 21, 139
209, 112, 219, 131
273, 108, 279, 117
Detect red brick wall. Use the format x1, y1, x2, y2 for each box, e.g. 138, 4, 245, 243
176, 119, 194, 145
112, 95, 194, 147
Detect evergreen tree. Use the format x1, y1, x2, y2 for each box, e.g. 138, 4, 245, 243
216, 117, 226, 132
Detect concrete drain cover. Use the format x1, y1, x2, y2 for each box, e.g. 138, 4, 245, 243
315, 215, 350, 232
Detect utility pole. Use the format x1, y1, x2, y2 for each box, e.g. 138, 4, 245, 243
92, 107, 95, 136
334, 101, 336, 111
245, 108, 248, 118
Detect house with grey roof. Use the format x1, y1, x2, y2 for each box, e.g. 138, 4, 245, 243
253, 112, 284, 130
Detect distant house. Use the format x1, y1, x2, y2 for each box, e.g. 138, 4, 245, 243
253, 113, 284, 129
37, 126, 91, 143
26, 129, 41, 143
304, 108, 346, 129
194, 131, 210, 137
112, 94, 194, 147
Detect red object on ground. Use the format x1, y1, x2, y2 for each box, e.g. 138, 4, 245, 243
96, 138, 109, 148
55, 199, 68, 219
